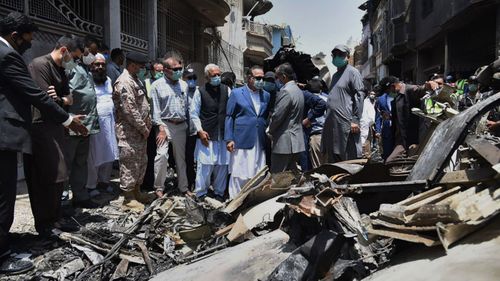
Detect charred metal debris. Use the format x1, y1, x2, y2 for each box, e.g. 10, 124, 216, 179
2, 93, 499, 281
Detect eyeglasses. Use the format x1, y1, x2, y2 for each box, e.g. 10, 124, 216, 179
210, 73, 221, 78
167, 67, 183, 71
253, 76, 264, 80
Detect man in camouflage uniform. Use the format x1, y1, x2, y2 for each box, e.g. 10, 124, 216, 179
113, 51, 154, 212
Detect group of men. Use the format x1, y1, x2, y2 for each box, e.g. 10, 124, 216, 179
4, 10, 498, 275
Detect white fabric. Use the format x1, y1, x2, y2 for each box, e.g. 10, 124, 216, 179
229, 177, 249, 199
88, 78, 118, 167
194, 139, 229, 165
248, 86, 261, 113
87, 161, 113, 189
194, 163, 228, 197
360, 98, 376, 145
229, 131, 265, 178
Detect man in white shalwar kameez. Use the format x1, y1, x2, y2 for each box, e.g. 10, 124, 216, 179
191, 64, 231, 201
225, 66, 270, 199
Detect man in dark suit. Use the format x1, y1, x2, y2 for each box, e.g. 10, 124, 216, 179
268, 63, 305, 173
225, 65, 270, 198
0, 12, 87, 274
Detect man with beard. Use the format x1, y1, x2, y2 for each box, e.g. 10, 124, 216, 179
86, 54, 118, 196
26, 35, 90, 236
63, 36, 100, 209
0, 13, 86, 274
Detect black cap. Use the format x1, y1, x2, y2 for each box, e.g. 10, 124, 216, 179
126, 51, 149, 64
183, 68, 197, 79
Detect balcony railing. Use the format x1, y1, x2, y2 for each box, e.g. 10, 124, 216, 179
244, 20, 272, 43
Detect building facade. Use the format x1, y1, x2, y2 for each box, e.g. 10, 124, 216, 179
356, 0, 500, 84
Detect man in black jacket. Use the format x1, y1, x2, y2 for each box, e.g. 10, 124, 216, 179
384, 76, 438, 163
0, 12, 86, 274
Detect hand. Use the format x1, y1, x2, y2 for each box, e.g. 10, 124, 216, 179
47, 86, 58, 100
350, 123, 360, 134
486, 120, 500, 131
62, 93, 73, 106
382, 111, 391, 120
67, 115, 88, 136
375, 133, 381, 139
226, 141, 235, 152
302, 118, 312, 128
156, 127, 167, 146
142, 129, 150, 140
198, 130, 210, 147
425, 81, 439, 91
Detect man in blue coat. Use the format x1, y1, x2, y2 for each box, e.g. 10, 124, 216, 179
225, 66, 270, 198
374, 77, 397, 160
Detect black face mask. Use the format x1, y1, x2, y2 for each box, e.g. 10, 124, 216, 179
12, 34, 32, 55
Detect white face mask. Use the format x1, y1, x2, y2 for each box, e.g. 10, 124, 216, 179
82, 53, 96, 65
62, 51, 77, 70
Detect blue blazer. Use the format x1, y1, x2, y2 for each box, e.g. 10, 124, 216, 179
375, 93, 395, 158
225, 86, 270, 149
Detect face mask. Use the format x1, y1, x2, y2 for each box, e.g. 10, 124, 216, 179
332, 56, 348, 68
469, 84, 478, 92
254, 79, 264, 90
137, 68, 147, 81
154, 72, 163, 80
171, 70, 183, 81
13, 34, 32, 55
82, 53, 96, 65
210, 76, 221, 87
275, 79, 284, 90
187, 79, 197, 89
263, 81, 276, 92
388, 91, 397, 98
62, 52, 77, 71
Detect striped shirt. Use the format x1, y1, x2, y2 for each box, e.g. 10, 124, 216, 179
150, 77, 189, 126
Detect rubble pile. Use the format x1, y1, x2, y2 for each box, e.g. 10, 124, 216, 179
2, 92, 499, 281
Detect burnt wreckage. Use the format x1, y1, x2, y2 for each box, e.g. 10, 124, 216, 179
4, 59, 500, 280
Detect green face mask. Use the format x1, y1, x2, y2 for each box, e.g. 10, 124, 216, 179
137, 68, 147, 81
154, 72, 163, 80
332, 56, 348, 68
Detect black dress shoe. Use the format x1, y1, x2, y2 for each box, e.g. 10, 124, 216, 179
73, 199, 100, 209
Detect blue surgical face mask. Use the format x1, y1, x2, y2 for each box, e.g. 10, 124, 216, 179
468, 84, 478, 93
263, 81, 276, 92
171, 69, 183, 81
187, 79, 197, 89
210, 76, 221, 87
254, 79, 264, 90
332, 56, 348, 68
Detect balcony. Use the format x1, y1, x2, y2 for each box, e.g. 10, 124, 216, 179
243, 20, 273, 64
185, 0, 231, 26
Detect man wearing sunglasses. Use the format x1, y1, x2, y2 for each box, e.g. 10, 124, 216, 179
225, 66, 270, 198
150, 51, 192, 197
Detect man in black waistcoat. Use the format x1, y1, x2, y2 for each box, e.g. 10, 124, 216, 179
190, 64, 230, 201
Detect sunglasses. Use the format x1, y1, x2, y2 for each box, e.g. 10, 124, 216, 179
253, 76, 264, 80
167, 67, 183, 71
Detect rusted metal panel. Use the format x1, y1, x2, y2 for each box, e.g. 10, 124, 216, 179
407, 92, 500, 183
